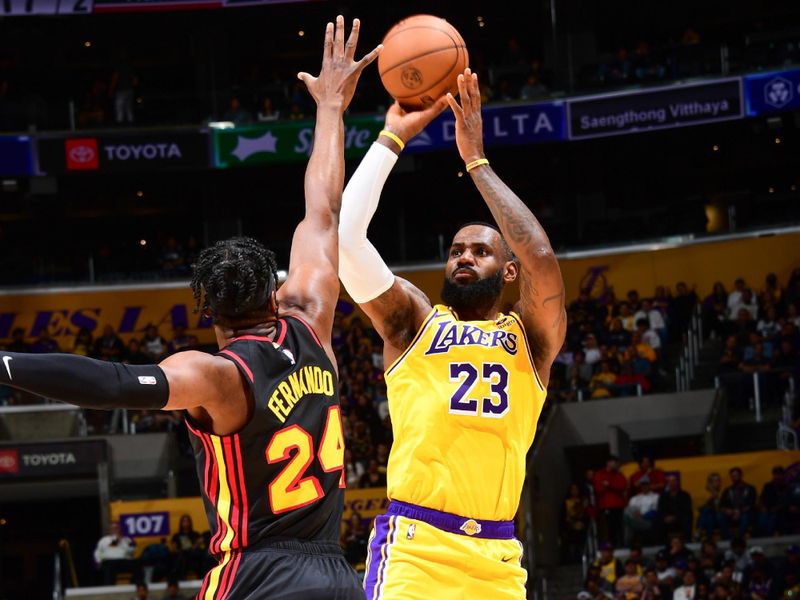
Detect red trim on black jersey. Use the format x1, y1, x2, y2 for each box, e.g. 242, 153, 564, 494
290, 314, 323, 348
229, 335, 272, 343
219, 349, 255, 383
184, 418, 213, 498
222, 437, 242, 550
217, 550, 242, 600
274, 319, 288, 346
233, 434, 249, 546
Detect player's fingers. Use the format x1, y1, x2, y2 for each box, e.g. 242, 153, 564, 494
470, 72, 481, 111
422, 95, 449, 118
456, 73, 470, 112
356, 44, 383, 71
323, 22, 334, 60
297, 72, 315, 87
445, 92, 463, 118
345, 17, 360, 61
334, 15, 345, 59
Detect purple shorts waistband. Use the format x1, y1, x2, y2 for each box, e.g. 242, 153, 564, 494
387, 500, 515, 540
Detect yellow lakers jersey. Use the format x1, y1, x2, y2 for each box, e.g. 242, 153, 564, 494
384, 304, 547, 522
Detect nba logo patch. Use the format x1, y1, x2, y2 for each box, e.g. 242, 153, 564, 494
406, 523, 416, 540
460, 519, 482, 536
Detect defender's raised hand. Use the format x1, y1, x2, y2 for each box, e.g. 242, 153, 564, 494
445, 68, 485, 164
298, 16, 382, 113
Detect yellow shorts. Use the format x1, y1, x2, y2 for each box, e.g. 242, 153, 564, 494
363, 513, 527, 600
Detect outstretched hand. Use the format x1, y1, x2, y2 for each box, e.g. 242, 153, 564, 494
298, 16, 382, 113
383, 97, 449, 145
445, 68, 485, 164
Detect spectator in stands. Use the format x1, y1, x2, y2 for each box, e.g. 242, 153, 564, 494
624, 478, 660, 545
164, 579, 188, 600
717, 336, 740, 375
133, 581, 149, 600
729, 289, 759, 321
606, 318, 633, 349
636, 318, 662, 354
256, 96, 280, 122
569, 350, 594, 390
579, 576, 608, 600
594, 456, 628, 545
724, 537, 751, 575
519, 73, 548, 100
757, 306, 781, 341
109, 54, 137, 125
72, 327, 93, 356
6, 327, 29, 352
632, 41, 665, 80
94, 325, 125, 361
30, 327, 60, 353
616, 559, 644, 600
671, 282, 698, 340
94, 521, 139, 585
788, 303, 800, 329
599, 47, 632, 83
563, 483, 589, 563
699, 540, 722, 581
141, 325, 167, 362
630, 456, 666, 493
584, 334, 603, 365
637, 299, 667, 345
344, 448, 364, 488
616, 360, 652, 394
703, 283, 729, 340
673, 570, 697, 600
593, 542, 623, 594
222, 96, 253, 125
124, 339, 151, 365
139, 537, 172, 584
697, 472, 722, 541
719, 468, 757, 539
340, 512, 368, 566
654, 549, 677, 591
732, 308, 757, 343
760, 273, 783, 309
727, 279, 747, 316
158, 237, 185, 274
758, 466, 790, 536
641, 568, 663, 600
618, 302, 637, 333
665, 534, 693, 565
168, 325, 198, 354
359, 458, 386, 488
658, 475, 693, 542
171, 515, 205, 580
590, 360, 617, 398
774, 545, 800, 598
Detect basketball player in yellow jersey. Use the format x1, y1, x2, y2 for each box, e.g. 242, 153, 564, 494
338, 68, 566, 600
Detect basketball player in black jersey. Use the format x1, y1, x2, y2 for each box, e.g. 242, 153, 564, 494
0, 17, 380, 600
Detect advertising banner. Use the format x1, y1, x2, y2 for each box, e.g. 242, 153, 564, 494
0, 135, 34, 176
404, 100, 566, 153
37, 131, 211, 174
744, 68, 800, 116
568, 78, 743, 140
0, 440, 106, 478
214, 115, 384, 168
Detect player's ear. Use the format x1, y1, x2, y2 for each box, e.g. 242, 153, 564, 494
503, 260, 518, 283
269, 290, 279, 315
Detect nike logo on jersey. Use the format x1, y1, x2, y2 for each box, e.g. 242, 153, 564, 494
425, 321, 518, 356
3, 356, 12, 380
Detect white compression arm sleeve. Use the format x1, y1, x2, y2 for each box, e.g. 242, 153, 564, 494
338, 142, 398, 303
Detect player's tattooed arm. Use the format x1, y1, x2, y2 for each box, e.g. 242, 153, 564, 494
445, 68, 566, 380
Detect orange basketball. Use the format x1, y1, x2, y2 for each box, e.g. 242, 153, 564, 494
378, 14, 469, 110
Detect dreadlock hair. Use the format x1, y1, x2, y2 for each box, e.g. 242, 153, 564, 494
190, 236, 279, 328
455, 221, 518, 264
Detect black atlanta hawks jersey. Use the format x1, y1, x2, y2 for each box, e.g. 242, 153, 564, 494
185, 316, 345, 555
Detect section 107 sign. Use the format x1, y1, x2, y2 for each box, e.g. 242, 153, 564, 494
119, 512, 170, 538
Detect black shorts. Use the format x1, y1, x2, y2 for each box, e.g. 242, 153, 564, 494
200, 539, 363, 600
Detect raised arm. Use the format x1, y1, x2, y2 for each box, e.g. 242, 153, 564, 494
339, 100, 446, 363
445, 69, 566, 384
276, 16, 380, 351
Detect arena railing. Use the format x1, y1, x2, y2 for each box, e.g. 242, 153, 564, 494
714, 368, 797, 424
675, 304, 703, 392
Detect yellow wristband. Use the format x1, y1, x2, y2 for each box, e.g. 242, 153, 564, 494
379, 130, 405, 151
465, 158, 489, 172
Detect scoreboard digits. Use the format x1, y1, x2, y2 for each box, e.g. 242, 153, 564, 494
0, 0, 92, 15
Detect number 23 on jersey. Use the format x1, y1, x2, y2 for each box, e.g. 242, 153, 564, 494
266, 405, 345, 514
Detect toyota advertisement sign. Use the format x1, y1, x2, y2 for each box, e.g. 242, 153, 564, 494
37, 131, 211, 174
0, 440, 107, 478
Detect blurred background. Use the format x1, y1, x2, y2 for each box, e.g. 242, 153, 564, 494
1, 1, 800, 599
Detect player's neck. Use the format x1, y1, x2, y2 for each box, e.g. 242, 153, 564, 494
216, 320, 278, 348
450, 300, 503, 322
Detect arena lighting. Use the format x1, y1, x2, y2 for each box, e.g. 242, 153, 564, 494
139, 239, 147, 246
712, 144, 719, 152
1, 179, 18, 192
83, 40, 91, 48
298, 30, 305, 37
792, 185, 797, 191
136, 190, 144, 198
457, 171, 464, 177
769, 187, 775, 193
277, 270, 288, 282
208, 121, 235, 130
775, 137, 782, 144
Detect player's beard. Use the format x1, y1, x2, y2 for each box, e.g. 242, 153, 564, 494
441, 268, 504, 312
